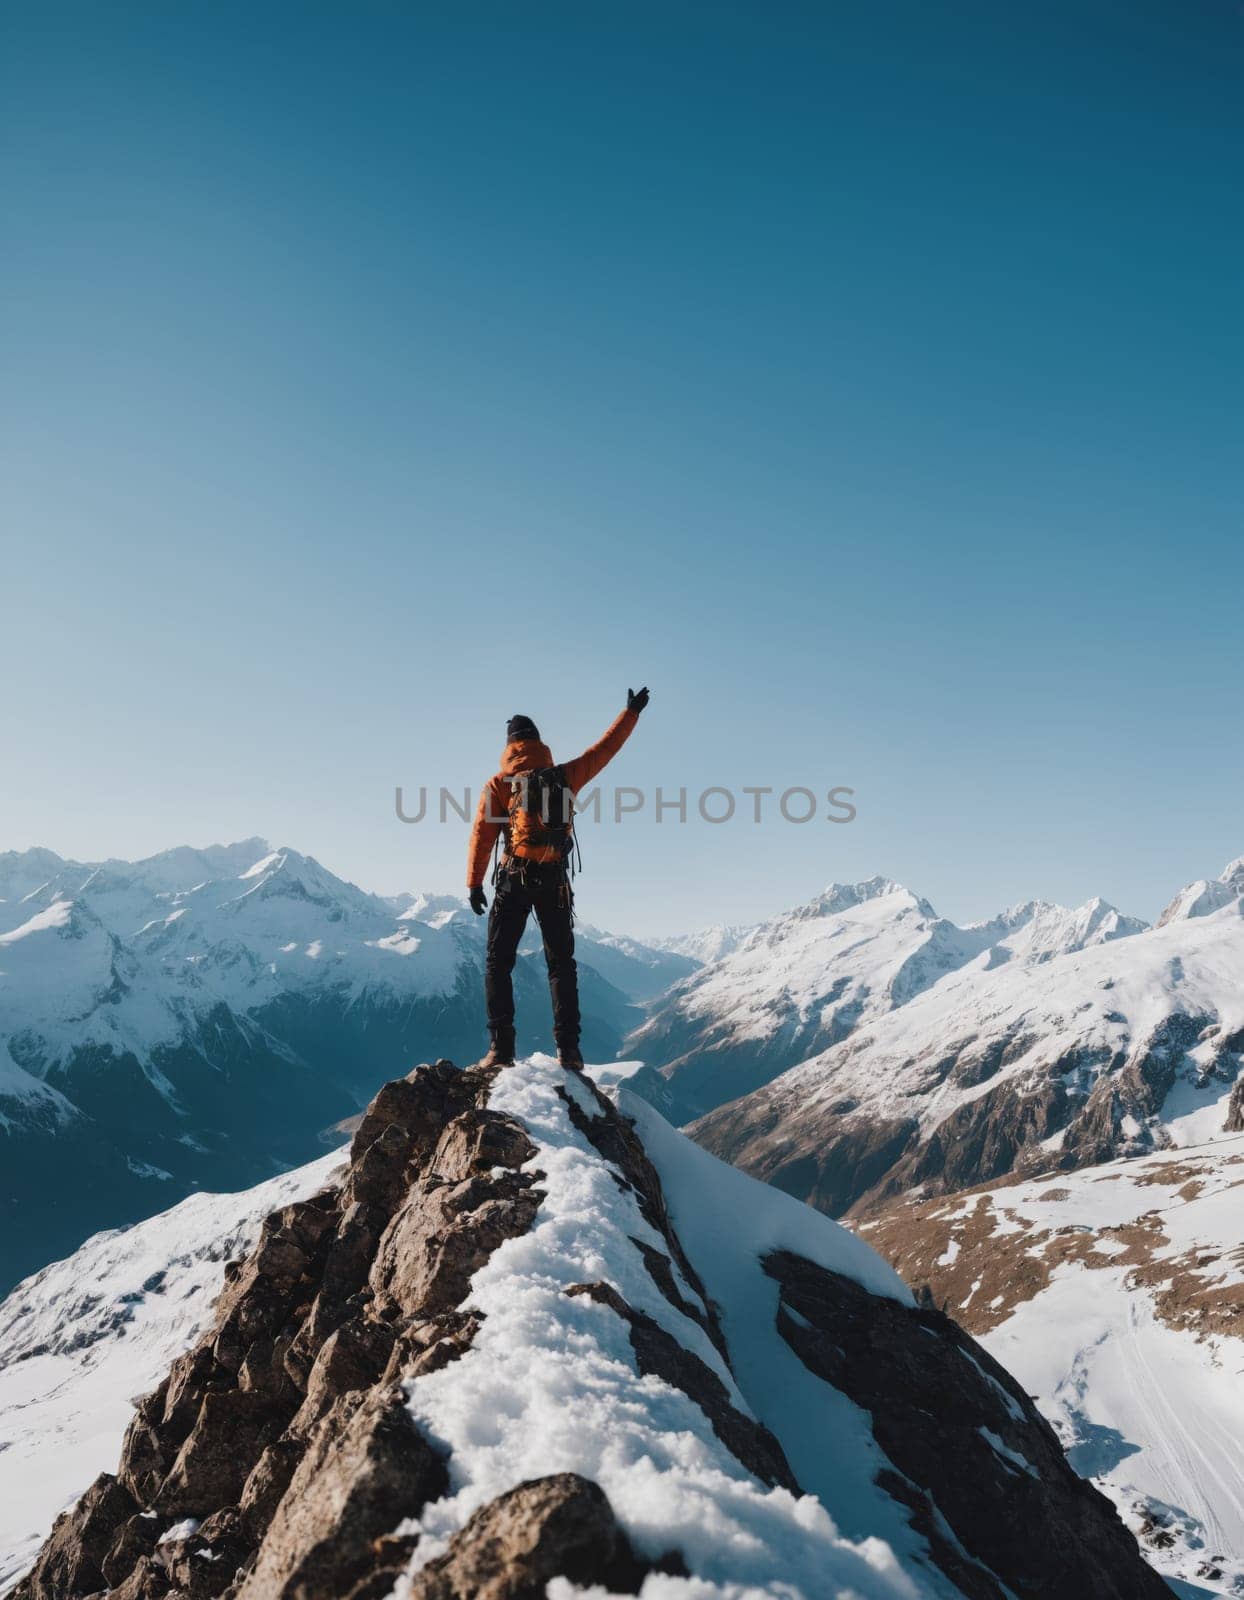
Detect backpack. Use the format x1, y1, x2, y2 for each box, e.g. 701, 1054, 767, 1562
503, 765, 578, 868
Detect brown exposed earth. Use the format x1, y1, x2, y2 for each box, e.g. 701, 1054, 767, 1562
855, 1156, 1244, 1342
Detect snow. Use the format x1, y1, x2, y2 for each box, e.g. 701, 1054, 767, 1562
978, 1429, 1037, 1480
633, 874, 1159, 1124
239, 850, 283, 880
126, 1158, 173, 1180
583, 1058, 647, 1092
623, 1092, 909, 1311
0, 899, 73, 945
924, 1136, 1244, 1594
0, 1056, 78, 1132
0, 842, 471, 1089
741, 887, 1244, 1159
987, 1265, 1244, 1594
0, 1151, 343, 1592
398, 1059, 951, 1600
367, 931, 422, 956
646, 924, 755, 966
158, 1518, 201, 1544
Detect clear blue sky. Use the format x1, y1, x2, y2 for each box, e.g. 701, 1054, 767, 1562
3, 1, 1240, 935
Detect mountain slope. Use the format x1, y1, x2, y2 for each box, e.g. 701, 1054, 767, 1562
646, 922, 755, 965
628, 876, 1148, 1126
0, 843, 659, 1292
857, 1135, 1244, 1596
0, 1153, 345, 1592
690, 860, 1244, 1217
3, 1056, 1166, 1600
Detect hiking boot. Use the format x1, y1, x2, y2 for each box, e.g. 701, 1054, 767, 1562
474, 1027, 516, 1070
557, 1045, 586, 1073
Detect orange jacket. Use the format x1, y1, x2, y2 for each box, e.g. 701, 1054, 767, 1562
466, 707, 639, 887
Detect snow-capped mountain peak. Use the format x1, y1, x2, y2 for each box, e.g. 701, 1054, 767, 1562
628, 875, 1151, 1126
807, 876, 912, 917
646, 922, 755, 965
1157, 854, 1244, 926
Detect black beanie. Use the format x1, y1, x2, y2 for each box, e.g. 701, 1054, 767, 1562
506, 714, 541, 743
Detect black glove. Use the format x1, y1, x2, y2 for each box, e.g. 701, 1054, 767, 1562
627, 685, 650, 715
469, 887, 487, 915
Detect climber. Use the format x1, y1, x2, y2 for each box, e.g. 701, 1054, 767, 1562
466, 688, 650, 1071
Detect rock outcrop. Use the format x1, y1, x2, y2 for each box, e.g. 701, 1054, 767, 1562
12, 1057, 1171, 1600
14, 1058, 545, 1600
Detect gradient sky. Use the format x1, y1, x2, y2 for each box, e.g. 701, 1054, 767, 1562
3, 0, 1241, 936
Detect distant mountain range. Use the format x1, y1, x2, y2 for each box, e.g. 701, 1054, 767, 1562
625, 874, 1150, 1125
621, 860, 1244, 1221
0, 839, 690, 1291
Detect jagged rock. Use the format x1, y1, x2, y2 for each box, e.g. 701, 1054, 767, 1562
14, 1473, 135, 1599
118, 1405, 178, 1507
290, 1313, 396, 1429
105, 1554, 174, 1598
102, 1514, 163, 1587
565, 1280, 796, 1491
766, 1248, 1172, 1599
233, 1388, 448, 1600
157, 1507, 250, 1598
368, 1112, 542, 1320
210, 1198, 335, 1374
155, 1389, 290, 1516
118, 1344, 233, 1504
346, 1120, 420, 1210
349, 1061, 475, 1176
237, 1440, 304, 1536
404, 1473, 650, 1599
429, 1108, 537, 1181
369, 1174, 541, 1319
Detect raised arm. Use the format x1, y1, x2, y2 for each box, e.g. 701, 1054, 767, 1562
563, 688, 649, 793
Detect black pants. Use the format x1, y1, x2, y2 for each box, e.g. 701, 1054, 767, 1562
485, 861, 580, 1049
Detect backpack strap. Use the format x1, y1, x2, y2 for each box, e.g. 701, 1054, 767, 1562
490, 829, 503, 886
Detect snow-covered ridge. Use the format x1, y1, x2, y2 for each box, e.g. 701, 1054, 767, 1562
691, 878, 1244, 1225
628, 870, 1156, 1126
402, 1063, 922, 1598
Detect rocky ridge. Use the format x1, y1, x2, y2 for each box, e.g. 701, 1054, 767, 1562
11, 1056, 1169, 1600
